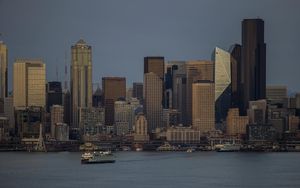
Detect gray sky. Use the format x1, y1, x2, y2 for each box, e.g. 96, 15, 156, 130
0, 0, 299, 92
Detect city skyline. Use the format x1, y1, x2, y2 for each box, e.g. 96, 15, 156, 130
0, 0, 300, 92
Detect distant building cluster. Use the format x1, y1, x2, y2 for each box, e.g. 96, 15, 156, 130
0, 18, 299, 149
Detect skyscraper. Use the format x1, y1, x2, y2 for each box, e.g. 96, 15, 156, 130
102, 77, 126, 126
144, 56, 164, 80
132, 82, 143, 103
192, 81, 215, 133
46, 81, 63, 112
213, 47, 231, 123
0, 41, 8, 100
70, 39, 92, 128
186, 60, 214, 126
13, 59, 46, 108
165, 61, 185, 109
230, 44, 242, 110
144, 72, 163, 132
241, 19, 266, 114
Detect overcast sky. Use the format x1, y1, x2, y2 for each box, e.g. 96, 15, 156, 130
0, 0, 299, 92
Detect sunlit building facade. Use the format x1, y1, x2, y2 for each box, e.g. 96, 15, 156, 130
213, 47, 231, 123
192, 81, 215, 133
70, 39, 93, 128
186, 60, 214, 126
13, 59, 46, 108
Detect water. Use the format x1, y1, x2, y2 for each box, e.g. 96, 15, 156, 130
0, 151, 300, 188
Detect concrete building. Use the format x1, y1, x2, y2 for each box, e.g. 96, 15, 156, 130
102, 77, 126, 126
247, 124, 276, 142
0, 116, 9, 141
4, 96, 14, 132
267, 85, 288, 108
288, 115, 299, 132
248, 99, 267, 124
192, 81, 215, 133
213, 47, 231, 123
186, 60, 214, 125
126, 88, 133, 101
79, 107, 105, 135
226, 108, 249, 136
70, 39, 93, 128
144, 72, 163, 132
50, 105, 64, 138
163, 109, 181, 127
114, 99, 140, 135
0, 41, 8, 100
166, 126, 201, 144
134, 113, 149, 142
15, 106, 44, 138
241, 19, 266, 114
266, 86, 287, 100
13, 59, 46, 108
55, 123, 69, 141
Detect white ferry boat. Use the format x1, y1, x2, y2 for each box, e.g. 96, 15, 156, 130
217, 143, 241, 152
156, 142, 178, 151
81, 151, 115, 164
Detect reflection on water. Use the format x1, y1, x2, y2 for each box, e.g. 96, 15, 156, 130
0, 152, 300, 188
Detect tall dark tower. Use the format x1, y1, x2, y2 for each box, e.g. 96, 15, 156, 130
230, 44, 242, 110
241, 19, 266, 114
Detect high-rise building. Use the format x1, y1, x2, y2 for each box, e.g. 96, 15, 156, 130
13, 59, 46, 108
229, 44, 242, 110
144, 72, 163, 132
132, 82, 143, 103
102, 77, 126, 126
165, 61, 186, 109
144, 56, 165, 107
114, 99, 140, 135
144, 56, 164, 80
50, 105, 64, 138
0, 41, 8, 99
46, 81, 63, 112
192, 81, 215, 133
241, 19, 266, 114
213, 47, 231, 123
70, 39, 92, 128
186, 60, 214, 126
63, 91, 71, 125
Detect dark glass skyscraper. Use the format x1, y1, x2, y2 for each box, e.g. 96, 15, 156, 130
132, 82, 143, 104
241, 19, 266, 114
46, 81, 62, 112
230, 44, 242, 111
